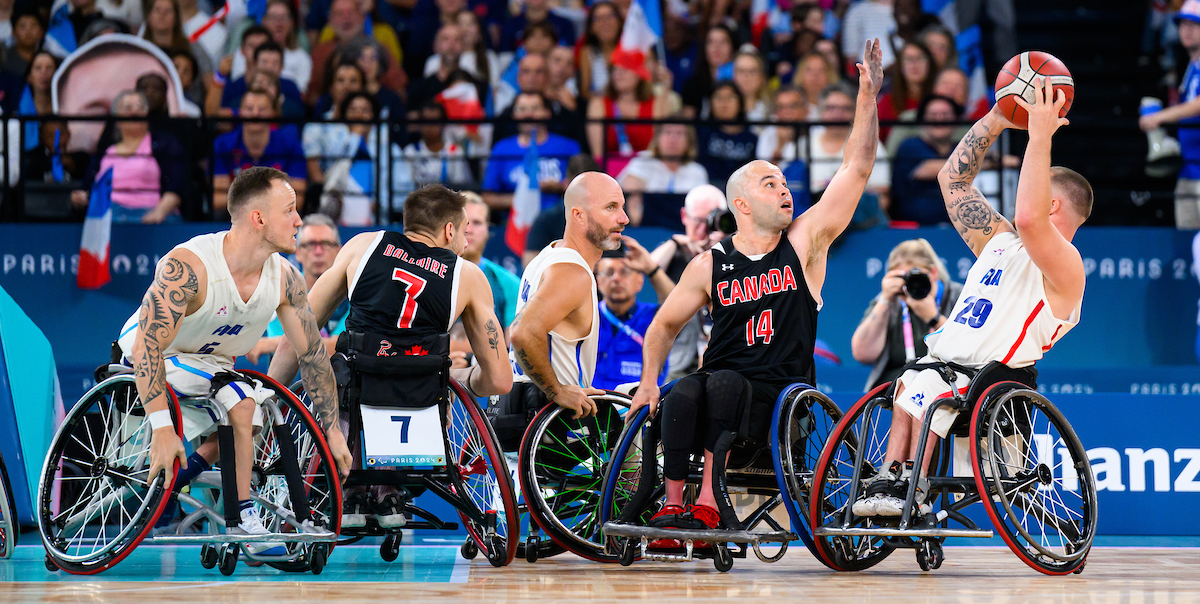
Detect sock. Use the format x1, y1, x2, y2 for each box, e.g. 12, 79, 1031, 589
239, 499, 255, 519
172, 452, 211, 492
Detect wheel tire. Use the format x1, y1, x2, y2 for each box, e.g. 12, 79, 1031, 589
916, 544, 931, 572
519, 395, 630, 563
929, 542, 944, 570
44, 554, 59, 572
381, 533, 400, 562
486, 535, 506, 568
0, 453, 18, 560
618, 538, 636, 567
524, 537, 539, 563
218, 546, 238, 576
808, 383, 897, 572
713, 544, 734, 572
38, 376, 180, 575
200, 544, 218, 569
770, 385, 843, 561
969, 385, 1096, 576
448, 381, 520, 566
310, 545, 327, 575
460, 538, 478, 560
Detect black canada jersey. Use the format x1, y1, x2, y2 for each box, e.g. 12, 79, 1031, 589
702, 234, 818, 384
346, 231, 461, 338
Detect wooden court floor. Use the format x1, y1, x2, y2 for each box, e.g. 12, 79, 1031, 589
2, 546, 1199, 603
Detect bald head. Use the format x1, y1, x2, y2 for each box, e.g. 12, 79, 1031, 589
565, 172, 628, 253
726, 160, 777, 203
725, 159, 793, 234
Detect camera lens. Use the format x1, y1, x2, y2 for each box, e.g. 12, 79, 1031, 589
903, 269, 932, 300
706, 209, 735, 234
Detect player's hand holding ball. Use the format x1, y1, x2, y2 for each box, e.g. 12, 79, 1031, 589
1015, 76, 1071, 139
994, 51, 1074, 130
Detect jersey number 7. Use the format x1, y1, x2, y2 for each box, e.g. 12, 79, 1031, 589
392, 268, 428, 329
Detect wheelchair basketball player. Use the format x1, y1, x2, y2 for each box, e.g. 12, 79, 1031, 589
627, 39, 886, 543
851, 76, 1094, 518
117, 167, 352, 555
269, 184, 512, 527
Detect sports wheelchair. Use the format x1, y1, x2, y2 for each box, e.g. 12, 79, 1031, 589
293, 331, 519, 566
0, 451, 17, 559
598, 379, 843, 572
499, 385, 632, 563
808, 361, 1097, 575
37, 365, 341, 575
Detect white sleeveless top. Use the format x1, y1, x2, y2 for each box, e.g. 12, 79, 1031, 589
510, 241, 599, 388
926, 232, 1081, 368
119, 232, 284, 370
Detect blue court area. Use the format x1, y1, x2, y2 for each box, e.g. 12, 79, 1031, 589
0, 542, 470, 583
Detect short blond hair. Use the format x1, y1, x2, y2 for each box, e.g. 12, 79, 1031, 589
886, 238, 950, 286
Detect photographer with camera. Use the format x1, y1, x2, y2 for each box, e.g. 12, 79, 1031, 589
649, 184, 731, 379
850, 238, 963, 390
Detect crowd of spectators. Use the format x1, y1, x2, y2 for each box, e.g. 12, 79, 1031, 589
2, 0, 1024, 243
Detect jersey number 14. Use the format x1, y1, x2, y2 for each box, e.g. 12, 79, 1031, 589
744, 309, 774, 346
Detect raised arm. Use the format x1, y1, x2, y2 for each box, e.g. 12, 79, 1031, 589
133, 250, 203, 485
629, 250, 713, 417
1011, 77, 1086, 316
510, 263, 600, 418
937, 105, 1017, 256
274, 264, 352, 477
453, 262, 513, 396
787, 38, 883, 252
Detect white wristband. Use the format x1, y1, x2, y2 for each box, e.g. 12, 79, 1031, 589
147, 409, 174, 430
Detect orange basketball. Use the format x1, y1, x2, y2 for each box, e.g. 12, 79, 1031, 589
994, 51, 1074, 129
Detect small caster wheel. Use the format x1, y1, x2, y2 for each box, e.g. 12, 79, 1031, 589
525, 537, 539, 563
44, 554, 59, 572
218, 545, 239, 576
381, 533, 401, 562
486, 535, 507, 567
460, 538, 478, 560
200, 544, 218, 569
310, 545, 327, 575
916, 541, 943, 571
713, 544, 734, 572
618, 539, 636, 567
1073, 559, 1087, 575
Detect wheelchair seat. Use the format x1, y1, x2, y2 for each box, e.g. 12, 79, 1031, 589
946, 361, 1037, 438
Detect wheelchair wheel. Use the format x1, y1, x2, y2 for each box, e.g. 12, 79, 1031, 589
37, 375, 181, 574
447, 380, 520, 566
519, 393, 629, 562
0, 452, 18, 559
244, 372, 343, 573
808, 383, 896, 571
598, 406, 665, 540
970, 383, 1097, 575
769, 384, 842, 559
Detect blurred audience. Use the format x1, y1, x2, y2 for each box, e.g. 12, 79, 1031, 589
212, 88, 306, 215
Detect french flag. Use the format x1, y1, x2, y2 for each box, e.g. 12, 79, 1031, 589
436, 80, 485, 135
77, 168, 114, 290
749, 0, 783, 47
617, 0, 663, 56
188, 0, 267, 43
504, 143, 540, 255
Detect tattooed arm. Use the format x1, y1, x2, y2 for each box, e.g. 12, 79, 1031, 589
275, 263, 353, 477
937, 105, 1018, 257
132, 250, 204, 485
452, 262, 512, 396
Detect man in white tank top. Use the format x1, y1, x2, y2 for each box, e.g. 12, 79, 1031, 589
125, 167, 352, 549
509, 172, 630, 418
854, 78, 1094, 517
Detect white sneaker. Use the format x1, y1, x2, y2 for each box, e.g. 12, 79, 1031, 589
237, 509, 287, 556
851, 495, 880, 517
873, 495, 906, 517
342, 494, 369, 528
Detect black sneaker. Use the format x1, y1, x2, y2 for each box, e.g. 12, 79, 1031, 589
342, 493, 370, 528
375, 494, 406, 529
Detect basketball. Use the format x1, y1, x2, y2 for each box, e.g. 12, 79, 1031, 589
994, 51, 1074, 129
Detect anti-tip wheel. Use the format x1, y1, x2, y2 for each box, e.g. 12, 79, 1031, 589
381, 533, 401, 562
618, 539, 636, 567
218, 545, 238, 576
460, 538, 478, 560
713, 544, 734, 572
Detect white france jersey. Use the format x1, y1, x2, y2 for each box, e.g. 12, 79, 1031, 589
926, 232, 1080, 368
118, 231, 283, 370
510, 241, 599, 389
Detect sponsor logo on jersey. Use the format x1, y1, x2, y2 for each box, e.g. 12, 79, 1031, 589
715, 266, 798, 306
216, 305, 228, 317
722, 263, 735, 271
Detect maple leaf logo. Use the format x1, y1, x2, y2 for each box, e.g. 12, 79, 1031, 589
403, 345, 429, 356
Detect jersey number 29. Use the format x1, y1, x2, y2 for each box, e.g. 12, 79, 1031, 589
391, 268, 428, 329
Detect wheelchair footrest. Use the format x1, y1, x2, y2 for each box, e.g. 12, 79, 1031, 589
147, 530, 338, 545
814, 526, 993, 538
604, 522, 796, 546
